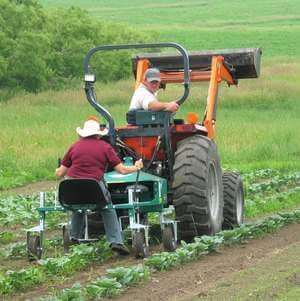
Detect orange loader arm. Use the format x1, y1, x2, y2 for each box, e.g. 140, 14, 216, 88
135, 59, 150, 89
203, 56, 237, 139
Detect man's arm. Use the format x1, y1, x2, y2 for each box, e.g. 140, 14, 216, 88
148, 100, 179, 112
114, 159, 143, 174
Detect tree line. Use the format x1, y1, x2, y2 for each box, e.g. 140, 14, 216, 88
0, 0, 154, 97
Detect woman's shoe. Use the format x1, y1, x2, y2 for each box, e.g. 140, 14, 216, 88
110, 243, 130, 255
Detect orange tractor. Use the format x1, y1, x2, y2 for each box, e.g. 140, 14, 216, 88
83, 42, 261, 245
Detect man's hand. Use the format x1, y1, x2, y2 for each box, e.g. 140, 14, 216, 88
114, 159, 143, 174
134, 159, 143, 171
165, 101, 179, 112
55, 165, 68, 178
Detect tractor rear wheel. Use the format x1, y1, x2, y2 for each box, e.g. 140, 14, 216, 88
222, 172, 244, 229
173, 135, 223, 242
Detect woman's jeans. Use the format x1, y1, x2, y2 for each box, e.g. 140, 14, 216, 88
70, 207, 123, 244
69, 180, 123, 244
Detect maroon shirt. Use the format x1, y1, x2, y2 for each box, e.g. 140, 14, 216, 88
61, 137, 121, 180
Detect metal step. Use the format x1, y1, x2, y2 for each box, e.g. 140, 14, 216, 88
132, 48, 262, 79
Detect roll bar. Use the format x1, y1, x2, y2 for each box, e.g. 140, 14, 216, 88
83, 42, 190, 145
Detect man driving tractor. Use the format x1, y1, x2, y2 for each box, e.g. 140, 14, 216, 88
129, 68, 179, 112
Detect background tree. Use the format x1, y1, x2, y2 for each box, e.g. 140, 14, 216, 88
0, 0, 154, 94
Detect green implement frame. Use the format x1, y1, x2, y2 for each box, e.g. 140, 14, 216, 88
26, 164, 174, 259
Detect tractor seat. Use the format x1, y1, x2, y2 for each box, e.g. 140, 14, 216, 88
126, 110, 173, 126
58, 179, 107, 211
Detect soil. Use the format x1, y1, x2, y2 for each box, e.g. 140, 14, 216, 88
0, 181, 58, 197
8, 222, 300, 301
110, 223, 300, 301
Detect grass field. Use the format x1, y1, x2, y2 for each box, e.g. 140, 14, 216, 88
0, 0, 300, 189
40, 0, 300, 57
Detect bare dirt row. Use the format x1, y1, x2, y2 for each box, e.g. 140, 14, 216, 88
110, 222, 300, 301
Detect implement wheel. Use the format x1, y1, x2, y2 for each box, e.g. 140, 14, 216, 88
222, 172, 244, 229
62, 225, 71, 253
27, 232, 42, 261
132, 231, 149, 258
162, 225, 177, 252
173, 135, 223, 242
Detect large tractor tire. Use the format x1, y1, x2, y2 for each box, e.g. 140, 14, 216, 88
173, 135, 223, 242
222, 172, 244, 229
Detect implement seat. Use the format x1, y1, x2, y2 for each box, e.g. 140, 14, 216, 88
58, 178, 107, 211
58, 178, 108, 243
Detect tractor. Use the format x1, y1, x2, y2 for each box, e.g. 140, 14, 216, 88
27, 42, 261, 259
83, 42, 261, 249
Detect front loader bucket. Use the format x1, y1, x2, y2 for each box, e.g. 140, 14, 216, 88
133, 48, 262, 79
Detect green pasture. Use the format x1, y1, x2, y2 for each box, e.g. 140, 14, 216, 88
40, 0, 300, 56
1, 58, 300, 189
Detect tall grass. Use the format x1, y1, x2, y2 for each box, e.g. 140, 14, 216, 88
1, 59, 299, 189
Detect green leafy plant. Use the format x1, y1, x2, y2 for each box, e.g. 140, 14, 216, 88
85, 277, 122, 299
0, 267, 44, 295
106, 265, 149, 286
0, 231, 14, 244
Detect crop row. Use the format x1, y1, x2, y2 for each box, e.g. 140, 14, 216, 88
0, 192, 62, 227
1, 170, 299, 227
246, 171, 300, 197
1, 207, 299, 296
0, 236, 63, 260
0, 240, 112, 295
242, 168, 280, 183
0, 195, 37, 226
2, 185, 299, 260
3, 184, 298, 262
39, 265, 150, 301
245, 187, 300, 217
37, 210, 300, 300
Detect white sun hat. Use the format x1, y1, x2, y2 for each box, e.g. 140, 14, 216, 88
76, 119, 108, 137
